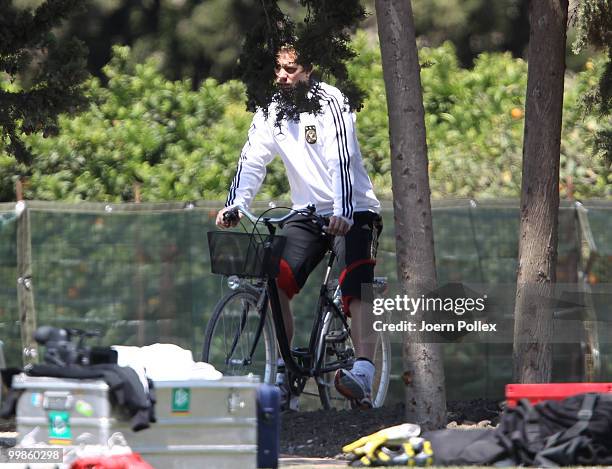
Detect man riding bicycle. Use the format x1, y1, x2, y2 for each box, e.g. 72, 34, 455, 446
216, 45, 382, 409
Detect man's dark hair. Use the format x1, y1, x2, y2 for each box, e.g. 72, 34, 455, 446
277, 44, 313, 72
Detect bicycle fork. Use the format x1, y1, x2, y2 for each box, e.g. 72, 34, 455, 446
226, 287, 269, 367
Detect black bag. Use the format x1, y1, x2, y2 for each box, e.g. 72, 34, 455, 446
424, 428, 508, 466
496, 392, 612, 467
426, 392, 612, 467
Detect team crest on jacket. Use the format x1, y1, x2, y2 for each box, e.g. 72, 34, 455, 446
305, 125, 317, 144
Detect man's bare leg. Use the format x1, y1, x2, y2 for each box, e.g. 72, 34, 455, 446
277, 286, 294, 344
276, 285, 300, 410
334, 297, 376, 408
350, 298, 375, 361
278, 293, 373, 357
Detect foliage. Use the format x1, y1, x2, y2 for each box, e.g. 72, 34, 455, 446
571, 0, 611, 165
347, 34, 610, 200
572, 0, 611, 52
29, 0, 307, 86
1, 35, 609, 202
410, 0, 530, 66
40, 0, 545, 86
0, 0, 89, 168
12, 0, 591, 98
238, 0, 366, 124
4, 46, 288, 202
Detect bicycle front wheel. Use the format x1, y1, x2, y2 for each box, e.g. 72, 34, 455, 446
202, 288, 277, 384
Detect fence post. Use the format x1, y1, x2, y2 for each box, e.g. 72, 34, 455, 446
574, 201, 600, 381
16, 200, 38, 366
132, 182, 146, 345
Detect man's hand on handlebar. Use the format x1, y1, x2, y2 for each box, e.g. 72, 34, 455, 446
216, 207, 241, 228
215, 204, 349, 235
326, 215, 350, 236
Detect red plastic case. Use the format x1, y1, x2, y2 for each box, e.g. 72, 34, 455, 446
505, 383, 612, 407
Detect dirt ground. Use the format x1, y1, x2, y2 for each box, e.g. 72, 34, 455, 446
280, 399, 502, 458
1, 399, 502, 462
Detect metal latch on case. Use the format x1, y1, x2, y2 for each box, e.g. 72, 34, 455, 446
228, 390, 246, 413
43, 391, 74, 410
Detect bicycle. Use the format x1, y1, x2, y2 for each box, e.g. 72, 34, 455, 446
202, 204, 391, 410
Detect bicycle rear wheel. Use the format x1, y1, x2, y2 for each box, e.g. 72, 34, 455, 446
316, 304, 391, 410
202, 288, 277, 384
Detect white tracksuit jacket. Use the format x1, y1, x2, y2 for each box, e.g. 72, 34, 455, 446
225, 81, 380, 223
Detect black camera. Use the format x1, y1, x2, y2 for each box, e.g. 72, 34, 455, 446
33, 326, 102, 367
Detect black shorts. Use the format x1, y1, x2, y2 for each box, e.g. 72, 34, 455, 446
277, 211, 383, 315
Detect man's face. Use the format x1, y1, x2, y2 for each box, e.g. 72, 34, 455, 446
275, 50, 311, 91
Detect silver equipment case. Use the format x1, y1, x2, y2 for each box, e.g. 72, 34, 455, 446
13, 373, 259, 469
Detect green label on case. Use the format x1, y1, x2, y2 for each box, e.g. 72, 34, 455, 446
48, 411, 72, 441
171, 387, 191, 414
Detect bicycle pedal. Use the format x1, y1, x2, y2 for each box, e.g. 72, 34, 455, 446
325, 329, 348, 343
349, 398, 373, 410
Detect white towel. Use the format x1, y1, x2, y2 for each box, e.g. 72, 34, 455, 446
112, 344, 223, 381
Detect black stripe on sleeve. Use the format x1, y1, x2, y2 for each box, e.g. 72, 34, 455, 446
322, 95, 348, 216
226, 154, 245, 206
320, 89, 354, 218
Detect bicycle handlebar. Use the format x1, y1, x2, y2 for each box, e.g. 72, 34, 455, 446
224, 204, 329, 231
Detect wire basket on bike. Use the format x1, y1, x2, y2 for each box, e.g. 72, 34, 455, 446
207, 231, 287, 278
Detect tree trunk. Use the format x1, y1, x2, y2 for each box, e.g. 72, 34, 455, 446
513, 0, 568, 383
375, 0, 446, 429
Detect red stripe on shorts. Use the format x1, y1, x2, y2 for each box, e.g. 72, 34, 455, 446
338, 259, 376, 287
277, 258, 299, 299
338, 259, 376, 316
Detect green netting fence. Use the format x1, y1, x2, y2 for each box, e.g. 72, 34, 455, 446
0, 199, 610, 401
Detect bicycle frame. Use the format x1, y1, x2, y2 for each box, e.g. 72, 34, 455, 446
218, 205, 354, 396
266, 244, 352, 379
261, 221, 349, 377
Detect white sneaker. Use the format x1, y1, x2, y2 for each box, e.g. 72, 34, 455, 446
334, 367, 373, 409
276, 372, 299, 412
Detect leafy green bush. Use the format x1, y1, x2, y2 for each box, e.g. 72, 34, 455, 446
2, 35, 609, 202
348, 34, 610, 200
4, 45, 285, 203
